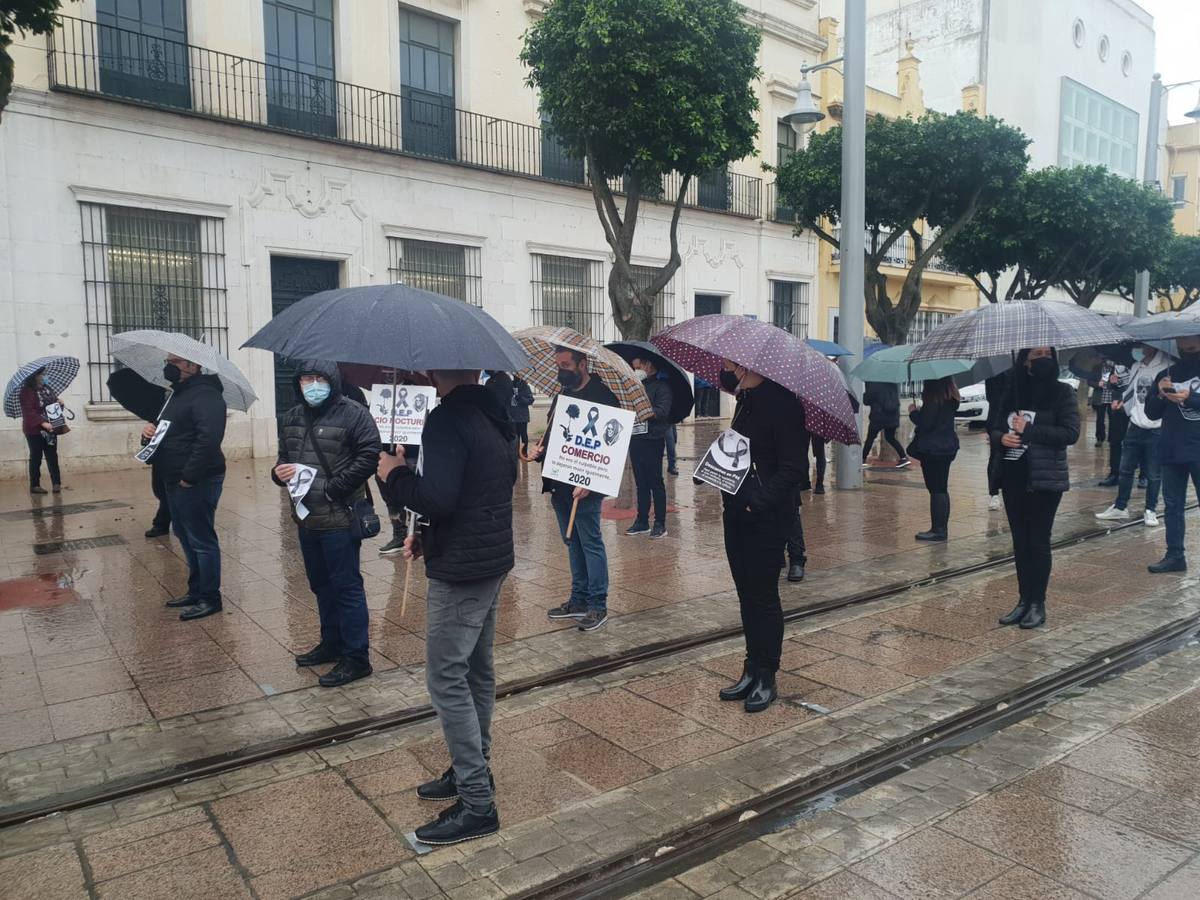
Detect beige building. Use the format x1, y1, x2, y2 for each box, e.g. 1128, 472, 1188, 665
1167, 120, 1200, 237
1, 0, 829, 475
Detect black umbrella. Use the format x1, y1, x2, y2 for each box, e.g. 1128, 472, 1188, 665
242, 284, 528, 372
106, 368, 168, 423
605, 340, 695, 423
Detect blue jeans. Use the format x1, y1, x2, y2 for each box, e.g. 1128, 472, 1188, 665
166, 474, 224, 604
298, 527, 369, 666
1115, 425, 1161, 512
1161, 462, 1200, 560
666, 425, 678, 471
551, 490, 608, 612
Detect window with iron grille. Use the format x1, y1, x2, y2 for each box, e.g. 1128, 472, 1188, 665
905, 310, 952, 345
770, 280, 809, 338
531, 254, 606, 339
80, 203, 228, 402
387, 238, 481, 306
630, 264, 675, 335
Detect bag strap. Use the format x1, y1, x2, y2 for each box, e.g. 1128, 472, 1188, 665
304, 419, 373, 506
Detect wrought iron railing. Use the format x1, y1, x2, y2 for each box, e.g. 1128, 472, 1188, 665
829, 228, 959, 274
49, 16, 764, 219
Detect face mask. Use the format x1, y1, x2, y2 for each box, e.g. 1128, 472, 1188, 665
1029, 357, 1057, 381
302, 381, 331, 406
1131, 348, 1145, 363
719, 370, 742, 392
163, 363, 182, 384
556, 369, 582, 390
632, 369, 647, 382
1180, 349, 1200, 363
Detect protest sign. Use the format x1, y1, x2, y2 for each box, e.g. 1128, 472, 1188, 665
1003, 411, 1036, 461
134, 420, 171, 464
370, 384, 438, 444
542, 399, 635, 498
286, 464, 318, 520
694, 429, 752, 495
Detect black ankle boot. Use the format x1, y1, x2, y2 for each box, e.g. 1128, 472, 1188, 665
744, 670, 777, 713
1018, 601, 1046, 630
719, 659, 756, 701
998, 600, 1029, 626
916, 493, 950, 542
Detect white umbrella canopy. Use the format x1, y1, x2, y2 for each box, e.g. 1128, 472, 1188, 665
109, 330, 257, 411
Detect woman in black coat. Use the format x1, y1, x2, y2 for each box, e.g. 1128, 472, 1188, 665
988, 347, 1080, 630
862, 381, 909, 466
907, 376, 960, 542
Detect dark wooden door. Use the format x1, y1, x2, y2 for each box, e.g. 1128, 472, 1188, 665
269, 257, 340, 415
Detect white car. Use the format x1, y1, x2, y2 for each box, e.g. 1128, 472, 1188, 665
954, 373, 1080, 427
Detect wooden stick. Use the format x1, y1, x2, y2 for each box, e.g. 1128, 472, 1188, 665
565, 495, 580, 540
399, 511, 418, 620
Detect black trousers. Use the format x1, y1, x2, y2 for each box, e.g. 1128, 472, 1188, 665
1108, 408, 1129, 477
1001, 487, 1063, 606
863, 424, 906, 462
151, 471, 171, 529
1093, 404, 1108, 443
630, 437, 667, 526
786, 507, 806, 565
723, 507, 788, 673
920, 455, 953, 494
26, 434, 60, 488
514, 421, 529, 450
808, 434, 827, 487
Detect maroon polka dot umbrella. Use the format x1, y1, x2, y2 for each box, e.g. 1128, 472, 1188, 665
652, 315, 860, 445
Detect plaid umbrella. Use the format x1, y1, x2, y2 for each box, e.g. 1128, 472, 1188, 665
4, 356, 79, 417
110, 330, 258, 412
651, 315, 860, 445
910, 300, 1128, 362
512, 326, 652, 422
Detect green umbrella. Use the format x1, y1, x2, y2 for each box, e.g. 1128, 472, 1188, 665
850, 344, 973, 384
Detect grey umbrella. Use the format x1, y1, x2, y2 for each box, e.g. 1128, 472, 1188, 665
109, 330, 257, 411
1118, 309, 1200, 343
242, 284, 528, 372
910, 300, 1128, 362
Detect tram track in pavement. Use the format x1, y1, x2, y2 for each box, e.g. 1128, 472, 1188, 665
0, 505, 1190, 832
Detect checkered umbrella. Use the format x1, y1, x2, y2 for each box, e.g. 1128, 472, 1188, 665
910, 300, 1128, 362
651, 315, 860, 445
4, 356, 79, 417
512, 326, 653, 422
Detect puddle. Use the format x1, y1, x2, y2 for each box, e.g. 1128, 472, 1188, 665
0, 573, 82, 611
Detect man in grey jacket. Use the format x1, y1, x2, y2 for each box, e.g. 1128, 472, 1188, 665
626, 355, 674, 539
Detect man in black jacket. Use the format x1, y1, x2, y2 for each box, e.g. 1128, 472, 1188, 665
626, 355, 673, 538
272, 361, 381, 687
143, 353, 228, 621
1145, 335, 1200, 573
377, 370, 517, 846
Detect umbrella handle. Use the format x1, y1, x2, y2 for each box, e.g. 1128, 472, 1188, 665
565, 496, 580, 540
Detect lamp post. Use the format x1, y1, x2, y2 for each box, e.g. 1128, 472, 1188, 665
782, 0, 866, 490
1134, 76, 1200, 318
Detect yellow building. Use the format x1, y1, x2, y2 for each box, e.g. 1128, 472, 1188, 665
807, 19, 981, 344
1166, 121, 1200, 237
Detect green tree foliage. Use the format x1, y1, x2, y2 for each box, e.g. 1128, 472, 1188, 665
1, 1, 66, 121
943, 165, 1176, 308
522, 0, 760, 339
1150, 234, 1200, 311
774, 111, 1029, 344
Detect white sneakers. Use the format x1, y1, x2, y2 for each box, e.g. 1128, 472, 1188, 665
1145, 510, 1160, 527
988, 495, 1001, 511
1095, 505, 1131, 521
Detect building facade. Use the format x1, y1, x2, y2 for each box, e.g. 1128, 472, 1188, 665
0, 0, 831, 476
1167, 121, 1200, 237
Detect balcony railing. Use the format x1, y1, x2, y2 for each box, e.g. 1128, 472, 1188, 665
48, 16, 762, 219
831, 228, 959, 274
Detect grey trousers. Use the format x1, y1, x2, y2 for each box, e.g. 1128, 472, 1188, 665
425, 572, 506, 814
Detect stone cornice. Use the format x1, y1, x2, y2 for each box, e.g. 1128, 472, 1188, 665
741, 9, 826, 54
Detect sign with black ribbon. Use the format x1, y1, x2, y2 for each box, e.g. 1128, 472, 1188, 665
694, 428, 752, 495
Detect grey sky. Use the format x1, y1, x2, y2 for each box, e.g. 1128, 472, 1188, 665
1135, 0, 1200, 124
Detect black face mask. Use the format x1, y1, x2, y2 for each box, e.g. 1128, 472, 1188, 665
719, 370, 741, 392
556, 369, 582, 390
1179, 350, 1200, 364
1028, 357, 1057, 381
163, 363, 183, 384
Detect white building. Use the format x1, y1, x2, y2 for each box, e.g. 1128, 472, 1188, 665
1, 0, 825, 477
860, 0, 1158, 311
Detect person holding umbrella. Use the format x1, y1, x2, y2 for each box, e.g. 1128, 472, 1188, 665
907, 376, 961, 542
510, 374, 535, 457
990, 348, 1080, 629
861, 381, 909, 468
272, 361, 381, 688
1145, 334, 1200, 574
625, 354, 673, 537
18, 369, 64, 495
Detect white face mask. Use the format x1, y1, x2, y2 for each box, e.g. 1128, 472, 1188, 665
632, 369, 647, 382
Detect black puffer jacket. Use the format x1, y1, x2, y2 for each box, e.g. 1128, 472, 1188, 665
273, 361, 382, 530
726, 379, 808, 527
863, 381, 901, 428
908, 400, 960, 459
987, 372, 1079, 494
639, 377, 674, 440
150, 374, 227, 485
383, 385, 518, 582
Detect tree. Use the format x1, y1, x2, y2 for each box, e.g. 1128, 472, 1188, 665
1150, 234, 1200, 311
522, 0, 760, 340
1, 1, 66, 121
943, 166, 1176, 308
774, 111, 1029, 344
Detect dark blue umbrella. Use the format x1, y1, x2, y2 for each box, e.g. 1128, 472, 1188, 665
863, 341, 890, 358
605, 340, 695, 423
5, 356, 79, 417
242, 284, 528, 372
805, 338, 853, 357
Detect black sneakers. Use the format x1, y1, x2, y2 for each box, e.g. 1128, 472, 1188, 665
379, 537, 405, 556
145, 524, 170, 538
318, 659, 372, 688
547, 602, 587, 620
650, 524, 668, 539
295, 643, 339, 667
625, 522, 651, 536
1149, 556, 1187, 574
577, 611, 608, 632
416, 766, 496, 802
415, 801, 500, 846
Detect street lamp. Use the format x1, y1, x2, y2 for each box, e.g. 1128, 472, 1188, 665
1187, 89, 1200, 120
1134, 75, 1200, 317
782, 60, 841, 136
